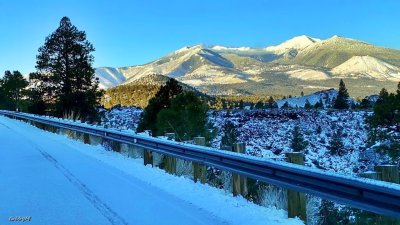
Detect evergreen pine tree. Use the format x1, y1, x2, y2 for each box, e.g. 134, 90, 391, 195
359, 98, 371, 109
370, 87, 399, 126
238, 100, 244, 109
221, 121, 238, 149
304, 99, 312, 109
0, 71, 28, 111
314, 98, 324, 109
249, 102, 254, 110
35, 17, 101, 122
267, 96, 277, 108
255, 100, 264, 109
291, 125, 308, 152
156, 91, 208, 141
328, 129, 345, 155
137, 78, 183, 134
281, 101, 290, 109
333, 79, 349, 109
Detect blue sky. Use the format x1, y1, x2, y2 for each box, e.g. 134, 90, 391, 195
0, 0, 399, 75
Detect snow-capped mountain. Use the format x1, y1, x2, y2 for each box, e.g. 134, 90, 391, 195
95, 35, 400, 97
118, 45, 246, 87
265, 35, 321, 54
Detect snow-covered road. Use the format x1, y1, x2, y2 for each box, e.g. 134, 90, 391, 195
0, 116, 303, 225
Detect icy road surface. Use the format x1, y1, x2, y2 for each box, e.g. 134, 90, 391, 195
0, 116, 303, 225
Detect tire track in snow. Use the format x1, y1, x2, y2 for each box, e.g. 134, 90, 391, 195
37, 148, 129, 225
3, 118, 128, 225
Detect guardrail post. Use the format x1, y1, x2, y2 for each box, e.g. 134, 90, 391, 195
374, 165, 399, 184
143, 130, 153, 166
75, 131, 90, 144
232, 143, 248, 197
89, 134, 103, 146
164, 133, 177, 174
359, 171, 382, 180
286, 152, 307, 223
373, 165, 400, 224
193, 137, 206, 183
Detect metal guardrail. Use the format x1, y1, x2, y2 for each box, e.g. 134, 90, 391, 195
1, 110, 400, 218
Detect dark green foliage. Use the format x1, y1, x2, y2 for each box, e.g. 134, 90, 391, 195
156, 91, 208, 141
137, 78, 183, 134
333, 79, 350, 109
359, 98, 372, 109
370, 86, 400, 127
281, 101, 289, 109
238, 100, 244, 109
304, 99, 312, 109
220, 120, 238, 148
255, 101, 264, 109
266, 96, 278, 109
318, 200, 352, 225
367, 83, 400, 161
291, 125, 308, 152
328, 129, 345, 155
249, 102, 254, 110
314, 98, 324, 109
301, 91, 304, 97
0, 71, 28, 111
34, 17, 101, 122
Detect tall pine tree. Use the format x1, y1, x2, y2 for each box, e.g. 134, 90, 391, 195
0, 71, 28, 111
35, 17, 101, 122
137, 78, 183, 135
221, 120, 238, 149
328, 129, 345, 155
291, 125, 308, 152
156, 91, 208, 141
333, 79, 349, 109
267, 96, 277, 109
370, 86, 400, 126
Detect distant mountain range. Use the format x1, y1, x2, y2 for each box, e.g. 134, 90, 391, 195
95, 35, 400, 97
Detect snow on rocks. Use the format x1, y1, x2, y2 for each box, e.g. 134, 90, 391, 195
209, 109, 374, 175
100, 106, 142, 130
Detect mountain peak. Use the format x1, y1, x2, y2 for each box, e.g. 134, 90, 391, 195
266, 35, 321, 53
324, 35, 361, 44
174, 44, 204, 54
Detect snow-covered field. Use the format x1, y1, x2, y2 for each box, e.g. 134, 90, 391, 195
0, 115, 303, 225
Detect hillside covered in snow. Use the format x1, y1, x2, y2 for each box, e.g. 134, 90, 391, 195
100, 106, 393, 176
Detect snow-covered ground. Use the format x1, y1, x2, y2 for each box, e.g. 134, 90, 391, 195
100, 106, 142, 130
209, 109, 380, 175
100, 107, 388, 176
276, 89, 337, 108
0, 115, 303, 225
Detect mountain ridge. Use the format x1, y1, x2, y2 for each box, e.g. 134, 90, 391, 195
95, 35, 400, 97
